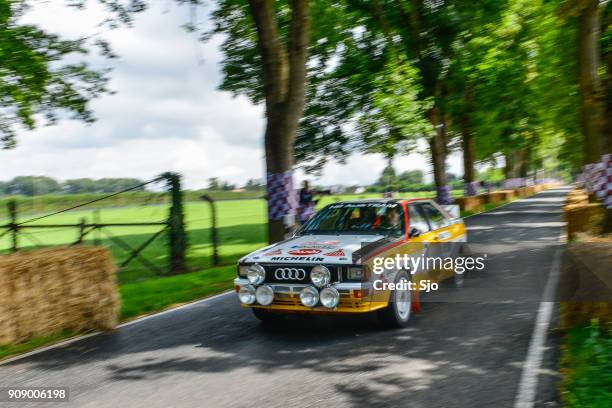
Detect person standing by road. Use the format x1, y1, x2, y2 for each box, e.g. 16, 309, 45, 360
299, 180, 316, 223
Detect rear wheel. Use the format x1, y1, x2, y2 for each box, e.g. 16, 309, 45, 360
377, 271, 413, 328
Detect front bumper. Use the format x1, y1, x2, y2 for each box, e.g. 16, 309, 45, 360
233, 278, 387, 314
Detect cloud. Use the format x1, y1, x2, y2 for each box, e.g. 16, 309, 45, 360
2, 1, 462, 190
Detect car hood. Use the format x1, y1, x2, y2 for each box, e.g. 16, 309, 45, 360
241, 234, 387, 265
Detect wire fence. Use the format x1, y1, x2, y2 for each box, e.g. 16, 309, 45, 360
0, 174, 195, 283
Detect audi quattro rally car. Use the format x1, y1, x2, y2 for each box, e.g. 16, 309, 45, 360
234, 198, 467, 327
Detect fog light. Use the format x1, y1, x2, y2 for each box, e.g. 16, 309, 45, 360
320, 287, 340, 308
246, 264, 265, 285
310, 265, 330, 288
255, 285, 274, 306
300, 286, 319, 307
238, 285, 256, 304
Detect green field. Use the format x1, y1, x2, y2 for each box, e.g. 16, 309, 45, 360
0, 191, 461, 284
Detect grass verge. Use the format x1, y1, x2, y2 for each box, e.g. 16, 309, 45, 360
561, 320, 612, 407
0, 331, 77, 361
119, 265, 236, 320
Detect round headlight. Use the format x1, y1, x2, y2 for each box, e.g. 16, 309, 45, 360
246, 264, 266, 285
300, 286, 319, 308
238, 285, 256, 304
255, 285, 274, 306
320, 287, 340, 309
310, 265, 331, 288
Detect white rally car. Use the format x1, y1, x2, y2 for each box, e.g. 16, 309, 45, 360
234, 198, 466, 327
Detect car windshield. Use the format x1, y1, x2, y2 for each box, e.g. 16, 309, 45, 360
299, 202, 404, 236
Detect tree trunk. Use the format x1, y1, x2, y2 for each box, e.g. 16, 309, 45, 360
249, 0, 310, 243
519, 148, 529, 179
429, 105, 450, 204
577, 0, 604, 165
504, 151, 514, 179
461, 120, 476, 196
461, 83, 476, 196
603, 22, 612, 233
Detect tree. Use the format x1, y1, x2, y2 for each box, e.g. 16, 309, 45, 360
6, 175, 62, 196
576, 0, 605, 164
207, 177, 220, 190
0, 0, 112, 148
377, 162, 398, 191
209, 0, 312, 242
397, 170, 424, 185
246, 0, 310, 242
63, 178, 98, 194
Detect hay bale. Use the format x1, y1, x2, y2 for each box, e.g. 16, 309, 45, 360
563, 203, 605, 240
516, 187, 529, 197
455, 196, 485, 213
559, 239, 612, 328
483, 191, 505, 204
497, 190, 516, 201
0, 246, 118, 345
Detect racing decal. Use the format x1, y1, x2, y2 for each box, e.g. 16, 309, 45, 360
324, 249, 345, 256
288, 248, 322, 256
263, 249, 282, 256
271, 256, 325, 262
352, 236, 404, 263
290, 240, 339, 250
329, 202, 399, 209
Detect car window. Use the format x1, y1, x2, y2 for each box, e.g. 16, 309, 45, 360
418, 203, 447, 230
408, 204, 430, 233
300, 202, 404, 235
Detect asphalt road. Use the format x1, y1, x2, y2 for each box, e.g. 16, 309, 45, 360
0, 187, 570, 408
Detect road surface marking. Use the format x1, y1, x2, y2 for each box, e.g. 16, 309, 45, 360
0, 291, 233, 366
514, 230, 565, 408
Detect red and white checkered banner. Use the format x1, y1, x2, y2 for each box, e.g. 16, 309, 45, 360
582, 154, 612, 209
597, 154, 611, 209
266, 170, 297, 221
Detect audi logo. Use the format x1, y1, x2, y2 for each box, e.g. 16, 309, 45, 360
274, 267, 306, 281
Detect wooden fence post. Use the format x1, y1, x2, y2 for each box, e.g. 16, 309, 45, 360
93, 210, 101, 245
201, 194, 220, 267
162, 172, 188, 274
77, 217, 86, 244
8, 200, 18, 252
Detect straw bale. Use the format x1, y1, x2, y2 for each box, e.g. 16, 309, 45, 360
455, 196, 485, 213
0, 246, 118, 345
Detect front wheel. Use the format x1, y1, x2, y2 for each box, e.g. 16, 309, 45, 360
377, 271, 413, 328
251, 308, 283, 325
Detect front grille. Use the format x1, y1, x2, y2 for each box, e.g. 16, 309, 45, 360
262, 264, 340, 284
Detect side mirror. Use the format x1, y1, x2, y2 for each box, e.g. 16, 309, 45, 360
409, 227, 421, 238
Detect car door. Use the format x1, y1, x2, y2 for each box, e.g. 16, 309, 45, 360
416, 201, 453, 258
406, 203, 436, 276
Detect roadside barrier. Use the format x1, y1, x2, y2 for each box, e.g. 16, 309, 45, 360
563, 188, 605, 239
454, 182, 561, 213
0, 173, 188, 276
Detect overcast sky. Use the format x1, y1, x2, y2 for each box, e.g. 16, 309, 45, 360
1, 1, 462, 189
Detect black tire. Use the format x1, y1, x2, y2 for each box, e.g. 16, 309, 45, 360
377, 271, 413, 328
251, 308, 282, 325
